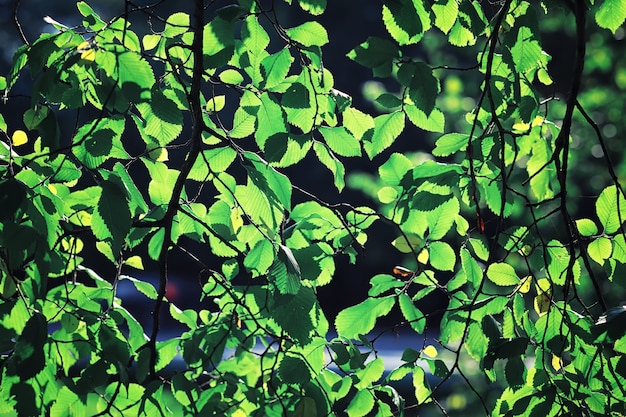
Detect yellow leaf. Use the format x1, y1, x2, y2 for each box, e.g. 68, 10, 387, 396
518, 276, 532, 293
231, 206, 243, 232
423, 345, 437, 357
551, 354, 563, 371
534, 292, 551, 316
417, 248, 429, 264
535, 277, 551, 295
206, 95, 226, 113
11, 130, 28, 146
78, 41, 96, 62
232, 410, 247, 417
124, 255, 144, 270
61, 237, 84, 254
80, 49, 96, 62
512, 116, 544, 132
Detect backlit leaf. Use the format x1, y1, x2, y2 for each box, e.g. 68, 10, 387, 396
399, 293, 425, 333
596, 185, 626, 233
346, 389, 375, 417
428, 241, 456, 271
335, 297, 395, 338
364, 111, 405, 159
588, 237, 612, 266
486, 263, 519, 286
285, 21, 328, 46
596, 0, 626, 33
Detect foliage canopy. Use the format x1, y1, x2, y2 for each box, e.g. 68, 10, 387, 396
1, 0, 626, 415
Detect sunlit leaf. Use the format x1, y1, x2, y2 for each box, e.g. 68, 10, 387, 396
596, 185, 626, 233
335, 297, 395, 338
285, 21, 328, 46
486, 263, 519, 286
11, 130, 28, 147
596, 0, 626, 33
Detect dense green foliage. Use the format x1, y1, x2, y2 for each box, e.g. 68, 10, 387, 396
1, 0, 626, 415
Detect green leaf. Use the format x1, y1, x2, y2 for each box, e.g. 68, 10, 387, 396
508, 25, 543, 73
398, 61, 438, 115
343, 106, 375, 140
99, 51, 155, 103
404, 105, 445, 132
546, 239, 569, 286
379, 152, 412, 185
429, 241, 456, 271
256, 93, 288, 149
91, 178, 132, 255
346, 389, 375, 417
278, 355, 311, 385
588, 237, 612, 266
282, 76, 317, 132
297, 0, 326, 15
143, 159, 179, 205
163, 12, 190, 37
120, 275, 158, 300
313, 141, 346, 191
218, 68, 244, 84
244, 239, 275, 277
432, 0, 459, 34
11, 311, 47, 379
355, 357, 384, 389
319, 126, 361, 157
613, 234, 626, 263
23, 106, 49, 130
368, 274, 404, 297
243, 151, 292, 210
575, 218, 598, 237
265, 133, 312, 167
170, 304, 197, 330
270, 244, 302, 295
242, 15, 270, 53
461, 248, 483, 288
270, 287, 316, 343
392, 234, 423, 253
596, 0, 626, 33
134, 87, 183, 146
486, 263, 519, 286
399, 293, 425, 333
413, 366, 432, 404
155, 339, 180, 372
378, 186, 398, 204
347, 37, 400, 77
433, 133, 468, 157
189, 146, 237, 181
335, 297, 395, 338
73, 116, 126, 169
205, 95, 226, 113
382, 0, 431, 45
77, 1, 106, 31
364, 111, 405, 159
426, 197, 459, 240
230, 105, 257, 139
285, 21, 328, 46
261, 48, 294, 90
596, 185, 626, 233
203, 17, 236, 68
